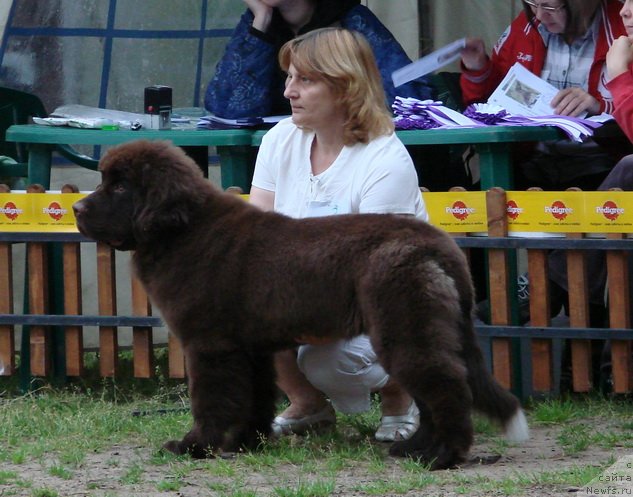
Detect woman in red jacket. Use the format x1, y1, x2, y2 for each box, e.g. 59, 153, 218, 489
460, 0, 627, 191
607, 0, 633, 140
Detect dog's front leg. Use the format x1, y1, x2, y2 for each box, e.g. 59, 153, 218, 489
162, 347, 261, 458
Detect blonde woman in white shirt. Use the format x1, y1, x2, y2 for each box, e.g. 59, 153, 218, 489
250, 27, 426, 441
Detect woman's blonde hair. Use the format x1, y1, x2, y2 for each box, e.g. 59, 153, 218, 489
278, 27, 394, 145
523, 0, 602, 40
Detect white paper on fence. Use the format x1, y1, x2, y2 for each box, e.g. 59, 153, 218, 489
488, 63, 560, 117
392, 38, 466, 87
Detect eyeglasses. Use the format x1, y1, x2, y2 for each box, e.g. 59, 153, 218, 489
523, 0, 566, 13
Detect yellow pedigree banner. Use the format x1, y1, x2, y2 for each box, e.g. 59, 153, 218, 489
422, 191, 487, 232
506, 191, 633, 233
0, 193, 86, 232
2, 190, 633, 234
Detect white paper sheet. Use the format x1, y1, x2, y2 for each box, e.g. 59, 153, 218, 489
487, 63, 561, 117
392, 38, 466, 88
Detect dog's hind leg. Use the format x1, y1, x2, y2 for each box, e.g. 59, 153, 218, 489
162, 348, 258, 458
387, 355, 474, 470
361, 250, 476, 469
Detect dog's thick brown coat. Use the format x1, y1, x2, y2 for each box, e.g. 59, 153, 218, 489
73, 140, 526, 469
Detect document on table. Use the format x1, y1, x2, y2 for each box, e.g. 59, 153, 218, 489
487, 63, 564, 117
197, 115, 289, 129
392, 38, 466, 88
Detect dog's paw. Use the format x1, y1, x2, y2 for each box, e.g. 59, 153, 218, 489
161, 439, 215, 459
161, 439, 186, 455
389, 439, 465, 470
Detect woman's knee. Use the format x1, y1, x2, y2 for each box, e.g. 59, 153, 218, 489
296, 337, 388, 394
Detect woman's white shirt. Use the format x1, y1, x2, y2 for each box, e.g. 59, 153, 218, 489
252, 118, 428, 221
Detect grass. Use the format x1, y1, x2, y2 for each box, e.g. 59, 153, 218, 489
1, 355, 632, 496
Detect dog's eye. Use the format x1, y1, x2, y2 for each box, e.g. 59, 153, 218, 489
112, 183, 126, 194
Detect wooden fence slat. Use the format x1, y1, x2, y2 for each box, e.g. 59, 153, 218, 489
0, 242, 15, 375
25, 185, 50, 377
27, 242, 49, 376
566, 232, 592, 392
61, 184, 84, 376
97, 242, 118, 377
168, 333, 186, 379
486, 188, 513, 390
606, 232, 632, 393
63, 242, 83, 376
131, 275, 153, 378
528, 249, 553, 392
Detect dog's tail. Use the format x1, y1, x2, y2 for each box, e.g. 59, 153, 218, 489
461, 315, 530, 443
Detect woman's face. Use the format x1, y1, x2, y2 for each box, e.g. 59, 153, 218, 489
283, 63, 344, 130
525, 0, 568, 34
621, 0, 633, 36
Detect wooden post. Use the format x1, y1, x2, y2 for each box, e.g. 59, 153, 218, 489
0, 183, 15, 374
26, 184, 50, 376
97, 242, 118, 377
526, 188, 553, 392
168, 333, 186, 379
61, 184, 84, 376
131, 275, 153, 378
562, 189, 592, 392
527, 248, 553, 391
606, 231, 632, 393
486, 187, 513, 389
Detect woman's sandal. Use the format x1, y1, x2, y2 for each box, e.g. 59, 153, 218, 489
270, 404, 336, 438
374, 401, 420, 442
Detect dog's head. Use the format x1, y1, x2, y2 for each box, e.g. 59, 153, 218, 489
73, 140, 208, 250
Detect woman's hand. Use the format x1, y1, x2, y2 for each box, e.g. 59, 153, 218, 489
550, 87, 600, 117
606, 35, 633, 81
461, 38, 488, 71
244, 0, 274, 32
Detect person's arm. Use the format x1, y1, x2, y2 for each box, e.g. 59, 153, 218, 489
250, 121, 286, 210
356, 143, 427, 220
204, 10, 279, 118
342, 6, 433, 103
460, 20, 522, 106
609, 69, 633, 142
249, 186, 275, 211
607, 36, 633, 81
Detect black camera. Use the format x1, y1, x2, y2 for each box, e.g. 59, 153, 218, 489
144, 85, 172, 129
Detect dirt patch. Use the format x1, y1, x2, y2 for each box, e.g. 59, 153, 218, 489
4, 418, 630, 497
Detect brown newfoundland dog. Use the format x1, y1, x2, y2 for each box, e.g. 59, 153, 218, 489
73, 140, 528, 470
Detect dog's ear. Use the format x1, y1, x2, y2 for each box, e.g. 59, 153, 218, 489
131, 144, 206, 243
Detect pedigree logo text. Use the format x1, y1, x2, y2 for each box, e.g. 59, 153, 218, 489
1, 201, 23, 221
43, 202, 67, 221
545, 200, 573, 221
446, 200, 475, 221
506, 200, 523, 220
596, 200, 624, 222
